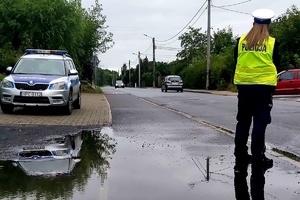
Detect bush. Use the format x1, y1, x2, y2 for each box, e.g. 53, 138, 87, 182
0, 73, 6, 81
181, 60, 206, 89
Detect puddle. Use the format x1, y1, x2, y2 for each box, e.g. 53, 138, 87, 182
0, 129, 116, 200
0, 127, 299, 200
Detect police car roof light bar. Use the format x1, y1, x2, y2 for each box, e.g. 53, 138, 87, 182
25, 49, 68, 55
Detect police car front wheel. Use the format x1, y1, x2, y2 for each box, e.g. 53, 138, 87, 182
0, 103, 14, 114
73, 90, 81, 109
63, 91, 73, 115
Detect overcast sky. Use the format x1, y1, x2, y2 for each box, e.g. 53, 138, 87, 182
81, 0, 300, 72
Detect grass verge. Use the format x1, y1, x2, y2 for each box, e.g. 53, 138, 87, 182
273, 147, 300, 162
81, 81, 102, 94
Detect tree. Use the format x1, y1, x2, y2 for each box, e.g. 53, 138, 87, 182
0, 0, 114, 80
271, 5, 300, 71
212, 27, 235, 55
177, 27, 207, 63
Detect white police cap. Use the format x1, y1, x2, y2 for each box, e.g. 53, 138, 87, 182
252, 9, 275, 24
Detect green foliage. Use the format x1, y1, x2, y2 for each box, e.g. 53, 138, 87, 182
212, 27, 235, 55
81, 81, 98, 93
210, 45, 236, 90
0, 73, 5, 81
271, 5, 300, 71
95, 86, 103, 93
0, 46, 22, 72
155, 61, 171, 77
180, 60, 206, 89
0, 0, 113, 81
169, 59, 188, 75
177, 27, 207, 63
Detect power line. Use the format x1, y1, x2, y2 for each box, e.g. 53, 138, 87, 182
212, 5, 250, 15
156, 36, 179, 45
214, 0, 252, 8
156, 2, 207, 47
156, 0, 208, 43
142, 43, 153, 54
156, 7, 207, 46
190, 6, 208, 27
156, 46, 182, 51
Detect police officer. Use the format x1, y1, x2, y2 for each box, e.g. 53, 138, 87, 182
233, 9, 280, 173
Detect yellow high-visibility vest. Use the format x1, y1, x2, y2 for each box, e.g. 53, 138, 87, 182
234, 35, 277, 86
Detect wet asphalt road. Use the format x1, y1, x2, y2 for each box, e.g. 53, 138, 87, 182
0, 87, 299, 200
110, 87, 300, 158
104, 89, 236, 200
103, 87, 300, 200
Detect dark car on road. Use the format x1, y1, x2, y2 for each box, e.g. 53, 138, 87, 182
161, 75, 183, 92
275, 69, 300, 95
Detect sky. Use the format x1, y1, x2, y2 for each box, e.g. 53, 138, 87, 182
81, 0, 300, 72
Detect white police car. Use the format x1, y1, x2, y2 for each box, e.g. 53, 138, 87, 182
14, 134, 83, 176
0, 49, 81, 115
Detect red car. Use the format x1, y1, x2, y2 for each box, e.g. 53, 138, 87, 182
275, 69, 300, 95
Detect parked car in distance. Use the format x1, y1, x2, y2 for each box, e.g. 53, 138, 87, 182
115, 80, 124, 88
0, 49, 81, 115
161, 75, 183, 92
275, 69, 300, 95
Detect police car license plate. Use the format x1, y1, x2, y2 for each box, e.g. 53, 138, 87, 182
20, 92, 42, 97
23, 145, 45, 150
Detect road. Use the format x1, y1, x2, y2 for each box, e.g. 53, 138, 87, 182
107, 86, 300, 158
102, 86, 300, 200
104, 87, 237, 200
0, 87, 299, 200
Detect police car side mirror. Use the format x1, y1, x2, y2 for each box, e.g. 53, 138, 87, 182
69, 69, 78, 76
6, 66, 12, 75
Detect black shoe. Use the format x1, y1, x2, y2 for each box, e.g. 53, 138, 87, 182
253, 156, 273, 170
261, 156, 273, 169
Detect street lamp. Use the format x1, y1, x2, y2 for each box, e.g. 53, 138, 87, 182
143, 34, 156, 88
128, 60, 131, 87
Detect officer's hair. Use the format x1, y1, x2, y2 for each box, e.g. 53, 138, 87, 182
244, 23, 270, 49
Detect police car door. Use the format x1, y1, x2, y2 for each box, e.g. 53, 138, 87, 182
65, 60, 80, 99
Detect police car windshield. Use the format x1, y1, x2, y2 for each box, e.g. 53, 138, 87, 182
13, 58, 65, 76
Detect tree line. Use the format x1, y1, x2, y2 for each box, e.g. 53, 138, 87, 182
0, 0, 113, 83
0, 2, 299, 90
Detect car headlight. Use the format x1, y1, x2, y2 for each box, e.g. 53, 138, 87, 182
49, 81, 67, 90
1, 79, 14, 88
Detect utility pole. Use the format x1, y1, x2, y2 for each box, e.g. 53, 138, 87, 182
152, 37, 156, 88
143, 34, 156, 88
206, 0, 211, 90
138, 51, 141, 88
129, 60, 131, 87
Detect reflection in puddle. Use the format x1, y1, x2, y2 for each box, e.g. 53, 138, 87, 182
0, 128, 116, 199
15, 134, 83, 176
234, 165, 267, 200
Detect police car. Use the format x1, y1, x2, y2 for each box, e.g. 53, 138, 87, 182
0, 49, 81, 115
14, 134, 82, 176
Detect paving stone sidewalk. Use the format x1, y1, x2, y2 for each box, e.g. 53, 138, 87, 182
0, 93, 112, 126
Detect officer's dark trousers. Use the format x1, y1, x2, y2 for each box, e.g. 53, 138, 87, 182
234, 85, 274, 163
